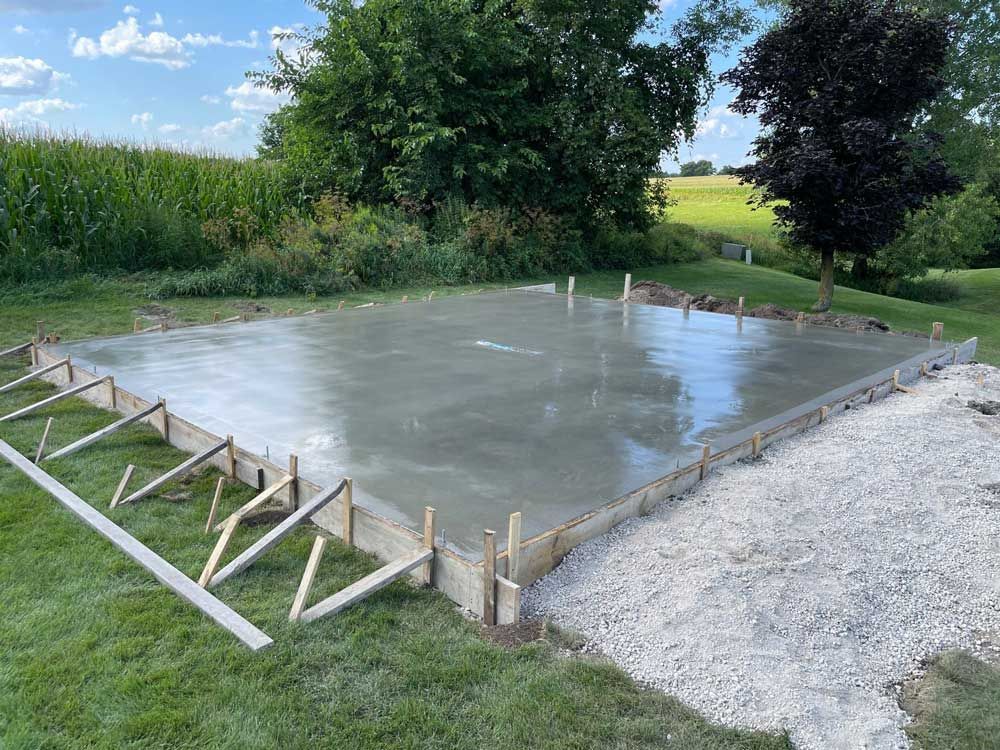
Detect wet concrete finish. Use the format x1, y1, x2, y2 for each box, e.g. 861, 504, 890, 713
55, 292, 945, 558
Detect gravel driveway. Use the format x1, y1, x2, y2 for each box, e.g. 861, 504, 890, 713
523, 364, 1000, 749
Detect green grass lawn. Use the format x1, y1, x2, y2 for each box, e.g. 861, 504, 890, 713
1, 259, 997, 749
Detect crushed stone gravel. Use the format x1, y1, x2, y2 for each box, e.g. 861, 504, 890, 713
523, 364, 1000, 749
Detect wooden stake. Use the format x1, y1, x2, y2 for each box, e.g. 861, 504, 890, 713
920, 362, 928, 377
212, 311, 220, 323
226, 434, 236, 478
683, 298, 691, 315
931, 322, 943, 341
289, 535, 327, 621
796, 312, 805, 324
622, 273, 632, 302
214, 473, 294, 531
429, 291, 435, 301
0, 357, 72, 395
107, 376, 116, 409
483, 529, 497, 626
35, 417, 54, 464
737, 296, 745, 318
342, 477, 354, 546
567, 276, 576, 296
205, 477, 226, 533
287, 453, 298, 510
36, 321, 45, 342
134, 318, 142, 333
30, 340, 38, 366
422, 506, 436, 586
160, 321, 168, 333
700, 444, 711, 480
286, 308, 293, 316
401, 295, 408, 304
337, 300, 345, 311
159, 398, 169, 442
953, 347, 959, 365
44, 401, 165, 463
820, 406, 830, 422
507, 511, 522, 585
65, 355, 73, 383
868, 388, 876, 403
892, 370, 900, 391
199, 515, 240, 587
110, 464, 135, 509
751, 431, 762, 458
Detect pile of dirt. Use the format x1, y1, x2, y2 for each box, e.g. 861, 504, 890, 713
627, 281, 893, 333
968, 400, 1000, 416
133, 303, 175, 322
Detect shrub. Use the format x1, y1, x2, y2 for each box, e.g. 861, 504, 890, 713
890, 276, 963, 304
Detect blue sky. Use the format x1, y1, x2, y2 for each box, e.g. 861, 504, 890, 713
1, 0, 759, 169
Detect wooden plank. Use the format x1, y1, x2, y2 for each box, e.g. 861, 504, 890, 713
752, 431, 762, 458
226, 435, 236, 478
214, 473, 294, 531
289, 535, 327, 621
287, 454, 298, 510
159, 398, 169, 442
483, 529, 496, 626
0, 376, 111, 423
119, 440, 228, 506
299, 547, 433, 623
205, 477, 226, 533
422, 506, 436, 586
43, 402, 164, 462
198, 516, 241, 587
0, 358, 71, 394
622, 273, 632, 302
110, 464, 135, 509
507, 512, 521, 584
34, 417, 54, 464
0, 341, 32, 358
0, 439, 272, 651
208, 479, 347, 588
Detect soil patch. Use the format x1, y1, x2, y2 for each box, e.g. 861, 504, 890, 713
480, 619, 545, 649
235, 301, 271, 314
134, 303, 175, 322
627, 281, 898, 334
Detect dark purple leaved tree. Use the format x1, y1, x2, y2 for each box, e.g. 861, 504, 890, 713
722, 0, 960, 310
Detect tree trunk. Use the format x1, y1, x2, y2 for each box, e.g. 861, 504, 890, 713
851, 255, 869, 281
813, 248, 835, 312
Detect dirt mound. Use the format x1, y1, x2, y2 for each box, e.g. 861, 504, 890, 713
627, 281, 893, 333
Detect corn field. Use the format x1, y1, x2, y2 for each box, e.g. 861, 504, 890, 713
0, 130, 298, 283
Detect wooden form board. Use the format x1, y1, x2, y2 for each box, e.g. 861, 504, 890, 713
29, 333, 975, 621
0, 438, 273, 651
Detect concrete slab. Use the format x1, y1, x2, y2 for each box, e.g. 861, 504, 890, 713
54, 291, 948, 558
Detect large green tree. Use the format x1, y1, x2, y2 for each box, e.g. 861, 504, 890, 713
723, 0, 959, 311
256, 0, 750, 229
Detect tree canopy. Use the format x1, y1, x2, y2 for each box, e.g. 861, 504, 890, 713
723, 0, 960, 310
679, 159, 716, 177
256, 0, 751, 230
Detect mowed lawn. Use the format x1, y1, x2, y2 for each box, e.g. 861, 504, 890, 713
1, 260, 999, 749
659, 175, 778, 245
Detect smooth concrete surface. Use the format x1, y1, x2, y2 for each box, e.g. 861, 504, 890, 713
54, 292, 947, 558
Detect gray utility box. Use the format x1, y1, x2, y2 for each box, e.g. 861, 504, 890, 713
721, 242, 752, 264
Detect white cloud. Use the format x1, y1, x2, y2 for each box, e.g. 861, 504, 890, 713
130, 111, 152, 128
0, 97, 77, 126
268, 25, 301, 57
157, 122, 181, 134
149, 11, 163, 28
13, 24, 30, 35
71, 17, 192, 70
202, 116, 247, 140
182, 30, 258, 49
692, 152, 720, 162
0, 57, 66, 95
122, 4, 139, 14
224, 80, 288, 114
200, 94, 221, 104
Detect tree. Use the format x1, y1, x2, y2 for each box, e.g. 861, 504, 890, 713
717, 164, 739, 175
723, 0, 960, 311
679, 159, 716, 177
256, 0, 751, 230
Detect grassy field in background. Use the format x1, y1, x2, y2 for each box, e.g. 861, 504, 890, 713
660, 175, 778, 245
